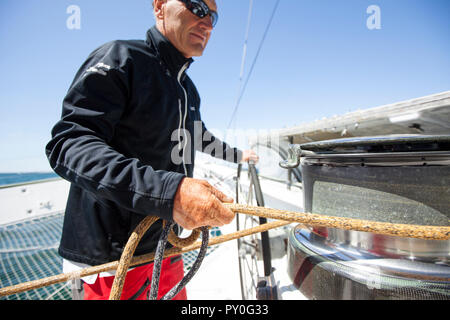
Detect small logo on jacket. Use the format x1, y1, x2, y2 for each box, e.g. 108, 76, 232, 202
85, 62, 111, 76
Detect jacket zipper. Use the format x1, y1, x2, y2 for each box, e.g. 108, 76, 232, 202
177, 62, 190, 176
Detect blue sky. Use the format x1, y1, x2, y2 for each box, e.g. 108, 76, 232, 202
0, 0, 449, 172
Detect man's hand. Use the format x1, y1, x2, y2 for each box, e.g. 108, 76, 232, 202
173, 178, 235, 230
241, 149, 259, 163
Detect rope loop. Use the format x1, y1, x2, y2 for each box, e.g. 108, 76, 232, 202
149, 222, 210, 300
110, 216, 210, 300
163, 220, 202, 248
109, 215, 159, 300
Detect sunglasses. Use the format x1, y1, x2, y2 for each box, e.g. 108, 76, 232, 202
179, 0, 218, 27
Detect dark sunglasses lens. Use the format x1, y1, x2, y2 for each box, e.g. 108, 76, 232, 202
189, 0, 218, 27
191, 5, 206, 18
210, 11, 218, 27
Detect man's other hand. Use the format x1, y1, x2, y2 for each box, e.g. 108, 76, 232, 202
173, 178, 235, 230
241, 149, 259, 163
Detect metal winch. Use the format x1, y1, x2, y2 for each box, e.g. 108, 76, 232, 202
281, 135, 450, 299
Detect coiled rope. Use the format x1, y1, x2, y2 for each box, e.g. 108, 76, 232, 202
109, 218, 209, 300
1, 204, 449, 299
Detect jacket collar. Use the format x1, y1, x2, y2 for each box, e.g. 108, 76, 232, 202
146, 26, 194, 79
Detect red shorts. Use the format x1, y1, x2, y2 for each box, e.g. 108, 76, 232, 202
82, 255, 187, 300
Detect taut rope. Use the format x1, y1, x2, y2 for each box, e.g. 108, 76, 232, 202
225, 204, 450, 241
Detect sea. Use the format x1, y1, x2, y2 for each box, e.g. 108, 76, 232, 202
0, 172, 58, 187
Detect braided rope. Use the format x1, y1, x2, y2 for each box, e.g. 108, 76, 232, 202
0, 216, 286, 298
1, 203, 449, 298
224, 204, 450, 241
109, 216, 159, 300
161, 226, 209, 300
147, 221, 174, 300
165, 221, 202, 248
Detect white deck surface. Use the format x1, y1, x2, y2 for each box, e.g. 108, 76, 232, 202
185, 220, 307, 300
186, 160, 307, 300
185, 222, 243, 300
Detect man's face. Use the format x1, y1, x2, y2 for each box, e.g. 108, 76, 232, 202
155, 0, 217, 58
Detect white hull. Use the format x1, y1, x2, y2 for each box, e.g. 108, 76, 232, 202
0, 179, 70, 226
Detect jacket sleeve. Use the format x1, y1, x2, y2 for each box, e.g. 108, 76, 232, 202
198, 121, 243, 163
45, 42, 184, 221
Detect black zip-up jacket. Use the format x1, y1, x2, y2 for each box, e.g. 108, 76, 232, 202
45, 26, 242, 266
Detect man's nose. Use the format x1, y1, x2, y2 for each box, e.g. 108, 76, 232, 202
199, 15, 213, 30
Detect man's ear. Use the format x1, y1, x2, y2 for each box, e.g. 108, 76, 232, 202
153, 0, 166, 19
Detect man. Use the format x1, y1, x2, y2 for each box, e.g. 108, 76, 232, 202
46, 0, 258, 300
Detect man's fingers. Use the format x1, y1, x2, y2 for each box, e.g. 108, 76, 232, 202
173, 178, 236, 229
241, 149, 259, 164
208, 196, 235, 226
204, 184, 235, 225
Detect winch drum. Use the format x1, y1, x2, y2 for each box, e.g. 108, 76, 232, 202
287, 135, 450, 300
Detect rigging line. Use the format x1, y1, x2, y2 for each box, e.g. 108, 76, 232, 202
239, 0, 253, 83
227, 0, 281, 130
231, 0, 254, 132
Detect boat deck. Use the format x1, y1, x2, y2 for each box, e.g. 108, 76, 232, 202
0, 160, 306, 300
